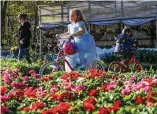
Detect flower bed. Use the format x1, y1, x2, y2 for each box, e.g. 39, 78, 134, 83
1, 68, 157, 114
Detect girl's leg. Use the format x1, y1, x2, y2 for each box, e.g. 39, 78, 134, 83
85, 53, 96, 69
65, 53, 78, 72
77, 51, 86, 70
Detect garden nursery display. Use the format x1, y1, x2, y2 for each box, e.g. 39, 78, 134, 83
1, 65, 157, 114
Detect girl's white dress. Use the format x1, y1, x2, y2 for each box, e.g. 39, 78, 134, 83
65, 21, 96, 72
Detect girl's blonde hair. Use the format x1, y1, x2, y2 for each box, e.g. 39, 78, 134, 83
70, 8, 85, 22
70, 8, 89, 31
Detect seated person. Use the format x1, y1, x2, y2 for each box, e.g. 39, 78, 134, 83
114, 27, 138, 61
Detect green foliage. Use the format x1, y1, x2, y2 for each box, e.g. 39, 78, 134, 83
7, 1, 36, 15
1, 58, 42, 76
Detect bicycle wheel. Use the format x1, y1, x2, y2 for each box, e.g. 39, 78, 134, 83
133, 62, 143, 72
90, 60, 105, 71
39, 62, 63, 77
108, 62, 122, 72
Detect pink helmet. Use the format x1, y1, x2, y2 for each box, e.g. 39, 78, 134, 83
63, 41, 77, 55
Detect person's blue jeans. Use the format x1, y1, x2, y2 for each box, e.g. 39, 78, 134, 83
18, 48, 31, 63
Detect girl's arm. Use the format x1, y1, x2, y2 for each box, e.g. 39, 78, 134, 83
71, 27, 85, 37
59, 32, 70, 38
68, 22, 85, 40
57, 25, 70, 39
67, 27, 85, 40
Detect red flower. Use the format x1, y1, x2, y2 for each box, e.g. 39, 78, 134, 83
62, 92, 73, 100
147, 91, 157, 103
83, 97, 96, 112
7, 89, 24, 100
58, 102, 71, 114
113, 100, 123, 107
101, 84, 108, 91
25, 87, 37, 98
22, 102, 46, 111
99, 107, 111, 114
69, 72, 81, 80
135, 96, 144, 104
61, 73, 71, 81
42, 76, 53, 82
86, 97, 96, 104
110, 106, 120, 113
0, 86, 7, 95
61, 72, 81, 81
89, 89, 98, 97
42, 108, 55, 114
22, 106, 30, 112
43, 102, 71, 114
88, 68, 106, 78
84, 102, 96, 112
13, 89, 24, 100
31, 102, 46, 110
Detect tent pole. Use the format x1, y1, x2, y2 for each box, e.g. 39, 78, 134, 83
121, 0, 124, 29
38, 5, 42, 56
114, 1, 117, 17
155, 17, 157, 48
88, 1, 91, 32
61, 4, 63, 23
39, 29, 42, 56
67, 5, 69, 22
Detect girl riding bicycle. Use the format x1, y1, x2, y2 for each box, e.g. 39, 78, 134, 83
114, 27, 138, 62
56, 9, 96, 72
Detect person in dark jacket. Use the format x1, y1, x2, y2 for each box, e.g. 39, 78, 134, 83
17, 13, 32, 63
114, 27, 138, 59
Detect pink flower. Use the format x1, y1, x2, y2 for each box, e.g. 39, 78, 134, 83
144, 86, 152, 92
1, 106, 9, 114
23, 76, 30, 81
121, 88, 131, 95
107, 82, 117, 91
0, 95, 11, 102
50, 85, 60, 93
140, 82, 149, 88
133, 86, 140, 91
36, 88, 47, 98
152, 79, 157, 86
3, 74, 12, 84
29, 70, 36, 75
33, 74, 40, 78
11, 82, 26, 89
131, 76, 137, 81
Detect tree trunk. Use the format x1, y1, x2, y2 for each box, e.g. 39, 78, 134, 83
1, 1, 8, 41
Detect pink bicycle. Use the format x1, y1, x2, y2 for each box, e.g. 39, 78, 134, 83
39, 37, 104, 77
